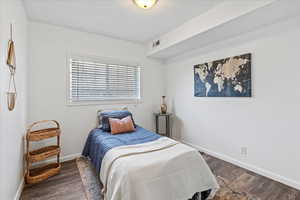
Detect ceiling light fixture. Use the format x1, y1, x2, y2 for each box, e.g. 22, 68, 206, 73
132, 0, 158, 9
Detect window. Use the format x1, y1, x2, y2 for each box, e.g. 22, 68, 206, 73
69, 57, 141, 104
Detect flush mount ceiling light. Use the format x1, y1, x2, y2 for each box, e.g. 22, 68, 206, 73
132, 0, 158, 9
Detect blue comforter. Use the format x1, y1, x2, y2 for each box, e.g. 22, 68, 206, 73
82, 126, 161, 173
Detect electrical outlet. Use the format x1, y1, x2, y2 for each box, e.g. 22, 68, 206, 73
241, 147, 248, 156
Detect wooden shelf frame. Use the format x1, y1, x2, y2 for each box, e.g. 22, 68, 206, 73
25, 120, 61, 184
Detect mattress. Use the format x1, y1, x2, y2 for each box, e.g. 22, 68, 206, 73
82, 126, 214, 200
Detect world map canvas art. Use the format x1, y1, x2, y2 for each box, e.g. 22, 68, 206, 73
194, 53, 251, 97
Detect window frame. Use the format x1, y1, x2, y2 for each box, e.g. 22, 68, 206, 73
66, 54, 142, 106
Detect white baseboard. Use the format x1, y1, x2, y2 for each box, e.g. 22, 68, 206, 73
182, 140, 300, 190
14, 178, 24, 200
59, 152, 82, 162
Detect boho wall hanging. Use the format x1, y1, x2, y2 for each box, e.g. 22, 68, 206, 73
6, 24, 17, 111
194, 53, 251, 97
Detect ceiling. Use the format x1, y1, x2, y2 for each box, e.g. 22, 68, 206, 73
24, 0, 224, 43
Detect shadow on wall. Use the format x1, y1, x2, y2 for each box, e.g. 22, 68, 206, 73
170, 98, 183, 140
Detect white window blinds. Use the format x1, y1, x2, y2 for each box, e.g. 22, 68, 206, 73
70, 58, 140, 102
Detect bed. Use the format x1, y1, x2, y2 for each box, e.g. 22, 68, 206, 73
82, 110, 219, 200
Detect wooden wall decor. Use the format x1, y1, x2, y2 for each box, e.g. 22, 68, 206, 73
6, 24, 17, 111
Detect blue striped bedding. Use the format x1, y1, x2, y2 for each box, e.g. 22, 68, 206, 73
82, 126, 161, 173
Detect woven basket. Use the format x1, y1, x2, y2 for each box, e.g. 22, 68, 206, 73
28, 145, 60, 163
26, 120, 61, 184
26, 163, 61, 184
27, 128, 60, 141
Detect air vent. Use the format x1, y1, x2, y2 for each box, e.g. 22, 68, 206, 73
152, 40, 160, 48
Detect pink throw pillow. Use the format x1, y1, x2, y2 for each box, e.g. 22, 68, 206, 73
109, 116, 135, 134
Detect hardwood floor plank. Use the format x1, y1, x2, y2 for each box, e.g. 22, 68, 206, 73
21, 160, 87, 200
203, 153, 300, 200
21, 154, 300, 200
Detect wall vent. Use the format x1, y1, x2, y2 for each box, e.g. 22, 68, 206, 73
152, 40, 160, 48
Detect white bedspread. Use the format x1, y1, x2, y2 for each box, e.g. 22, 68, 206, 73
100, 137, 219, 200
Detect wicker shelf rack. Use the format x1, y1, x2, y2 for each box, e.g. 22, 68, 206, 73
25, 120, 61, 184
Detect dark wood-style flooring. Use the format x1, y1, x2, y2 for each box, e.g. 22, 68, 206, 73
21, 154, 300, 200
202, 153, 300, 200
21, 160, 87, 200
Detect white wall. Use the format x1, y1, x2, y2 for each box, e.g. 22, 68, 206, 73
28, 22, 164, 159
0, 0, 28, 199
165, 16, 300, 189
147, 0, 274, 55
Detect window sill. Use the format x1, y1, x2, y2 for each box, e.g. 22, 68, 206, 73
66, 99, 142, 107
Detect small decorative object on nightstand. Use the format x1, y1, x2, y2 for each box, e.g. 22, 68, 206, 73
25, 120, 61, 184
154, 113, 172, 137
160, 96, 167, 114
